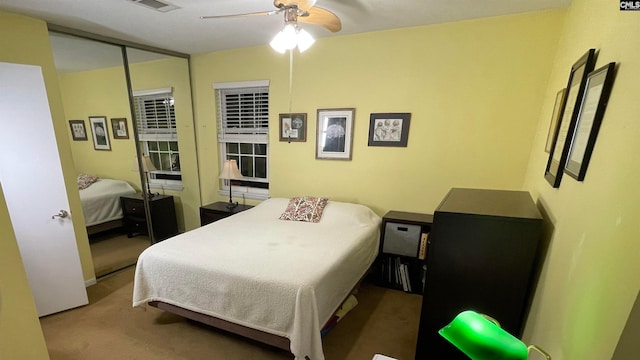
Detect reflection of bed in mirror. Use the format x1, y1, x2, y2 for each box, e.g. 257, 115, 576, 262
133, 197, 381, 360
79, 178, 136, 235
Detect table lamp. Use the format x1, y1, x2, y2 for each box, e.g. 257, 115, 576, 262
439, 310, 550, 360
219, 159, 242, 209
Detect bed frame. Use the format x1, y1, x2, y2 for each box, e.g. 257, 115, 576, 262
86, 219, 124, 236
149, 300, 291, 350
147, 271, 369, 353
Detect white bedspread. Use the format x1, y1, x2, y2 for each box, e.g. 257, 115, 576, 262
79, 179, 136, 226
133, 197, 381, 360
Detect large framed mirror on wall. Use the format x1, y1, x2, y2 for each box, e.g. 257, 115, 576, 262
48, 27, 200, 278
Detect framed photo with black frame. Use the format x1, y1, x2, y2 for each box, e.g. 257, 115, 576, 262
89, 115, 111, 151
279, 113, 307, 142
564, 62, 616, 181
68, 119, 87, 141
544, 49, 596, 188
545, 89, 566, 153
316, 108, 355, 160
367, 113, 411, 147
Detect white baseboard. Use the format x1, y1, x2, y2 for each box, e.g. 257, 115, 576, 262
84, 278, 97, 287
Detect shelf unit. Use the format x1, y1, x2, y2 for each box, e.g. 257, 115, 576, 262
377, 210, 433, 295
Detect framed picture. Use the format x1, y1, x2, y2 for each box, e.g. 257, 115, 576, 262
279, 113, 307, 142
368, 113, 411, 147
544, 89, 566, 153
564, 62, 616, 181
89, 115, 111, 151
316, 108, 355, 160
111, 117, 129, 139
544, 49, 596, 188
68, 119, 87, 141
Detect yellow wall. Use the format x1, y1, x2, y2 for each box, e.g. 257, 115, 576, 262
192, 10, 565, 214
522, 0, 640, 358
0, 184, 50, 359
60, 66, 139, 187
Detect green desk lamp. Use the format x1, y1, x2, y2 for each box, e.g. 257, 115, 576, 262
439, 310, 551, 360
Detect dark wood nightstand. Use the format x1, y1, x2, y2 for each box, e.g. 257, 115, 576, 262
120, 193, 179, 243
200, 201, 254, 226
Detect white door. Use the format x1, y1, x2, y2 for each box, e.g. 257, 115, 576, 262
0, 62, 88, 316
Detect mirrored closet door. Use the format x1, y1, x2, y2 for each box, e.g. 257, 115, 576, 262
49, 30, 199, 278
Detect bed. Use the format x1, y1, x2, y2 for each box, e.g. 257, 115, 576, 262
79, 178, 136, 235
133, 197, 381, 360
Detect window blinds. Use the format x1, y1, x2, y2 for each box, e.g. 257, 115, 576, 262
133, 91, 176, 140
216, 86, 269, 140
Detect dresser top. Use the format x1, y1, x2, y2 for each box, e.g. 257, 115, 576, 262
437, 188, 541, 220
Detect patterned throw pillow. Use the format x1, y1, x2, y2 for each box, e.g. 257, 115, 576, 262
279, 196, 329, 223
77, 173, 98, 190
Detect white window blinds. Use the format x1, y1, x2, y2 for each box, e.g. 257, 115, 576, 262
216, 86, 269, 140
133, 89, 176, 139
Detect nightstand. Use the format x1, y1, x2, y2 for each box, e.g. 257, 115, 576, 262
200, 201, 254, 226
120, 193, 179, 243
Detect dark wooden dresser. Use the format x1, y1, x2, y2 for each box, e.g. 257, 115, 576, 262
415, 188, 543, 359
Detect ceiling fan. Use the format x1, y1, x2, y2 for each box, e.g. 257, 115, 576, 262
201, 0, 342, 33
201, 0, 342, 52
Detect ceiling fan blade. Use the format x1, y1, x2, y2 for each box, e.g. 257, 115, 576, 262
273, 0, 317, 11
201, 10, 280, 20
298, 7, 341, 32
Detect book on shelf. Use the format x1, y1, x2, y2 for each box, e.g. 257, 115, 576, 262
399, 262, 409, 292
418, 232, 429, 260
403, 263, 412, 292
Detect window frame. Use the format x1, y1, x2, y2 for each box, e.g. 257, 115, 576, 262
133, 87, 183, 191
214, 80, 270, 200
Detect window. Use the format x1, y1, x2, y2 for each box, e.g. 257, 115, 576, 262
133, 88, 182, 190
215, 80, 270, 199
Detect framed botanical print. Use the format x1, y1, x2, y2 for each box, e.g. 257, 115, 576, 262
368, 113, 411, 147
111, 117, 129, 139
69, 120, 87, 141
316, 108, 355, 160
89, 115, 111, 151
279, 113, 307, 142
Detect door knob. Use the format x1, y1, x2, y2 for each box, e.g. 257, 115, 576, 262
52, 209, 69, 219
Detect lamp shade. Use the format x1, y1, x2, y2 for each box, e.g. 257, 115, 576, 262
132, 156, 158, 172
439, 311, 528, 360
141, 156, 157, 172
219, 159, 242, 180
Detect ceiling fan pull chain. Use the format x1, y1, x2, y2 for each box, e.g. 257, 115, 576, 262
288, 49, 293, 143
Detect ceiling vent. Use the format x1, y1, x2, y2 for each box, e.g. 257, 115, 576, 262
129, 0, 179, 12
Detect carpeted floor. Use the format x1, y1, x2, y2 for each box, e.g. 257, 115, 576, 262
40, 267, 422, 360
89, 229, 150, 278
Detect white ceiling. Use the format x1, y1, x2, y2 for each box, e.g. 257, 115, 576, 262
1, 0, 571, 56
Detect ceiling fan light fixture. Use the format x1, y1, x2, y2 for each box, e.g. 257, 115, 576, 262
270, 24, 315, 53
296, 28, 315, 53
